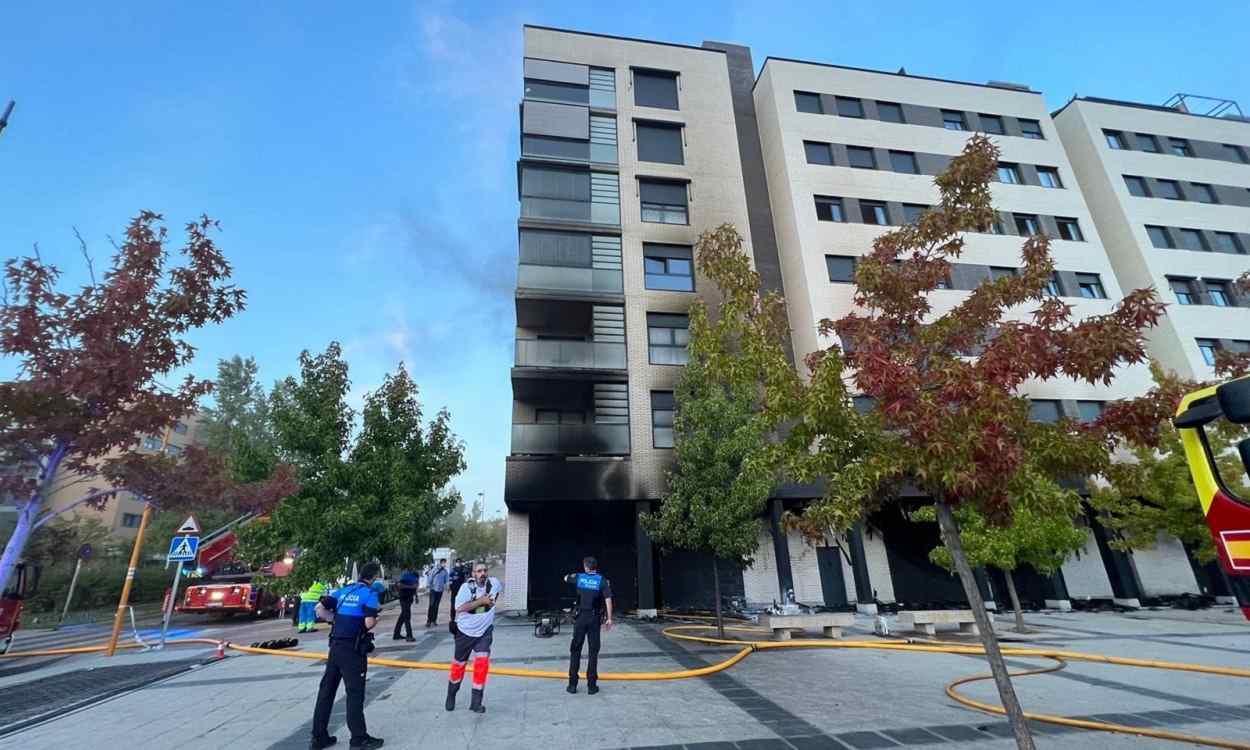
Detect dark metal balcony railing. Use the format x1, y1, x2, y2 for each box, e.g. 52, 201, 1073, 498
511, 423, 630, 456
515, 339, 626, 370
517, 263, 623, 295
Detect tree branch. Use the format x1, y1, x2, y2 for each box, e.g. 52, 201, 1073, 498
74, 226, 98, 287
33, 487, 126, 529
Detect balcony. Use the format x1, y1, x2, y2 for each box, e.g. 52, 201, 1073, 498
515, 338, 625, 370
517, 230, 622, 300
510, 423, 630, 456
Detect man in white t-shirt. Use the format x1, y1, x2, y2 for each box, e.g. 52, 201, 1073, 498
445, 561, 501, 714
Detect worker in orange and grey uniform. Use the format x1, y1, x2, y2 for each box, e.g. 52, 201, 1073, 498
564, 556, 613, 695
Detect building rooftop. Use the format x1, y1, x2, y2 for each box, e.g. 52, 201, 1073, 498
756, 56, 1038, 96
523, 24, 726, 54
1054, 95, 1249, 124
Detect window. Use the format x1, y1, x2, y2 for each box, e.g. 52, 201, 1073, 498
1214, 232, 1244, 254
524, 79, 589, 105
639, 179, 688, 224
852, 396, 877, 414
804, 141, 834, 165
1043, 273, 1062, 297
1168, 277, 1196, 305
1056, 218, 1084, 242
1076, 273, 1106, 299
521, 165, 594, 222
794, 91, 823, 114
1124, 175, 1150, 197
1036, 167, 1062, 188
1154, 179, 1182, 200
979, 114, 1005, 134
996, 163, 1021, 184
636, 122, 684, 164
815, 195, 845, 222
990, 266, 1017, 282
1019, 119, 1043, 139
847, 146, 877, 169
643, 244, 694, 291
1136, 133, 1159, 152
1179, 228, 1208, 252
889, 150, 919, 174
121, 513, 143, 528
1231, 341, 1250, 355
1029, 400, 1061, 423
1169, 138, 1193, 157
166, 444, 182, 457
1206, 280, 1232, 307
826, 255, 857, 283
142, 436, 161, 451
836, 96, 864, 118
651, 391, 675, 448
1104, 130, 1127, 149
536, 410, 584, 424
634, 70, 678, 109
173, 421, 188, 434
902, 204, 928, 224
648, 313, 690, 365
1076, 401, 1105, 423
1225, 144, 1249, 163
942, 110, 966, 130
522, 135, 591, 161
1191, 183, 1218, 204
860, 201, 889, 225
1014, 214, 1041, 236
1146, 225, 1174, 248
1197, 339, 1220, 366
877, 101, 905, 123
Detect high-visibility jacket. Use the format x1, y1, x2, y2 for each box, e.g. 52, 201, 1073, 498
299, 581, 326, 603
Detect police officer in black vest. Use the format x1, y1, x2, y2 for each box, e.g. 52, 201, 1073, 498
564, 556, 613, 695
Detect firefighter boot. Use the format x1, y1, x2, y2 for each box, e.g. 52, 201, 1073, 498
445, 681, 460, 711
469, 688, 486, 713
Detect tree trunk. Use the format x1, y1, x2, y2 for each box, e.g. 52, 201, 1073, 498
0, 444, 67, 593
1002, 568, 1027, 633
935, 500, 1035, 750
712, 556, 724, 639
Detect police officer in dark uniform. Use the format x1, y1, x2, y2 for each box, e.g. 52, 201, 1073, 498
309, 562, 385, 750
564, 556, 613, 695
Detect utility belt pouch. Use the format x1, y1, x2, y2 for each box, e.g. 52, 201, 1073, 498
354, 631, 375, 656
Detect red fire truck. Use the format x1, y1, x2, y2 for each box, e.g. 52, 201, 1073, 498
0, 563, 38, 655
175, 516, 293, 618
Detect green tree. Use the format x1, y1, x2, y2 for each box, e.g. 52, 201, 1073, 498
913, 483, 1087, 632
200, 355, 277, 484
1090, 363, 1250, 570
449, 498, 506, 563
240, 345, 465, 590
790, 135, 1165, 748
642, 224, 800, 637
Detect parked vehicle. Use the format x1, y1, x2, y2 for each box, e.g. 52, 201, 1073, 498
0, 562, 39, 654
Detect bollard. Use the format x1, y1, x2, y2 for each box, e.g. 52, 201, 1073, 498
215, 641, 226, 659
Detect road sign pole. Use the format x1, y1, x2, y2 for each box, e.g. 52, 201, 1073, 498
58, 557, 84, 627
159, 560, 184, 649
106, 502, 153, 656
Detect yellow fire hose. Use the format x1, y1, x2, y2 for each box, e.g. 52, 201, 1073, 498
4, 625, 1250, 748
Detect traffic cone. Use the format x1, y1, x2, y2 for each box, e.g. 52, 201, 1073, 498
215, 641, 226, 659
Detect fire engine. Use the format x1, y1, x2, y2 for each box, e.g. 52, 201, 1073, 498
176, 515, 293, 618
1174, 374, 1250, 619
0, 563, 38, 655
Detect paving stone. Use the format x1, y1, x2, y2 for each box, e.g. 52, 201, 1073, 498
833, 731, 902, 749
880, 727, 947, 745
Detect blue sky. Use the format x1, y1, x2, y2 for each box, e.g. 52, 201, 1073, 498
3, 2, 1248, 517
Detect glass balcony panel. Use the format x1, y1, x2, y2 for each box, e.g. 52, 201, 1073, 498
515, 339, 626, 369
510, 423, 630, 455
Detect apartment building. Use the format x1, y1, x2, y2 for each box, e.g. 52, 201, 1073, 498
1053, 98, 1250, 382
45, 415, 204, 539
503, 25, 1227, 614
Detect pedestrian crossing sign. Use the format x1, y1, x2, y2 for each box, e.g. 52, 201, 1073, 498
167, 535, 200, 562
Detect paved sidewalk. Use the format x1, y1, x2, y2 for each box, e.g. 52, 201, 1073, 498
0, 607, 1247, 749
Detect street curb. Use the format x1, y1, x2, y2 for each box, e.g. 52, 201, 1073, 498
0, 653, 225, 739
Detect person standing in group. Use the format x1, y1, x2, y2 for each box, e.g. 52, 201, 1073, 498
426, 559, 448, 627
392, 569, 418, 642
447, 558, 466, 625
309, 563, 385, 750
298, 581, 326, 633
445, 561, 501, 714
564, 556, 613, 695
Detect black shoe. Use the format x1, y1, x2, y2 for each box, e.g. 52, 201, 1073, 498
391, 635, 402, 640
588, 685, 599, 695
405, 636, 415, 642
566, 684, 577, 694
349, 736, 384, 750
445, 681, 460, 711
469, 688, 486, 713
308, 736, 337, 750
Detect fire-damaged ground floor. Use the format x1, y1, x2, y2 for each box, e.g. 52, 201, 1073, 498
499, 494, 1235, 616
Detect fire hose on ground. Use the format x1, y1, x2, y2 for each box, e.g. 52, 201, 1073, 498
4, 625, 1250, 749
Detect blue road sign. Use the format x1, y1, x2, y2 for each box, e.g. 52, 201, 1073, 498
167, 535, 200, 562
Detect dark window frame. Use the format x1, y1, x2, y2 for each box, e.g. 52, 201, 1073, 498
1056, 217, 1085, 242
1213, 232, 1244, 254
635, 120, 685, 165
846, 145, 877, 169
651, 391, 675, 448
1136, 133, 1160, 153
942, 110, 966, 131
1019, 119, 1044, 139
877, 101, 905, 123
633, 68, 680, 110
825, 255, 857, 283
804, 140, 835, 166
1169, 137, 1194, 157
1104, 130, 1128, 149
835, 96, 865, 118
794, 91, 824, 114
902, 204, 928, 224
639, 178, 689, 225
860, 200, 889, 226
1036, 166, 1063, 188
889, 150, 919, 174
647, 313, 691, 365
1178, 228, 1209, 252
524, 78, 590, 105
1014, 214, 1041, 236
996, 162, 1021, 184
1197, 338, 1220, 366
815, 195, 845, 222
1124, 175, 1151, 197
979, 113, 1005, 135
1224, 144, 1249, 163
1029, 399, 1062, 424
1191, 183, 1218, 204
1206, 280, 1232, 307
1146, 225, 1174, 248
1075, 273, 1107, 299
643, 244, 695, 292
1168, 276, 1197, 305
1154, 179, 1182, 200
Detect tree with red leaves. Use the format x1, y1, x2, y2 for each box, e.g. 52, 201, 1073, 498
0, 212, 297, 592
790, 136, 1165, 749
